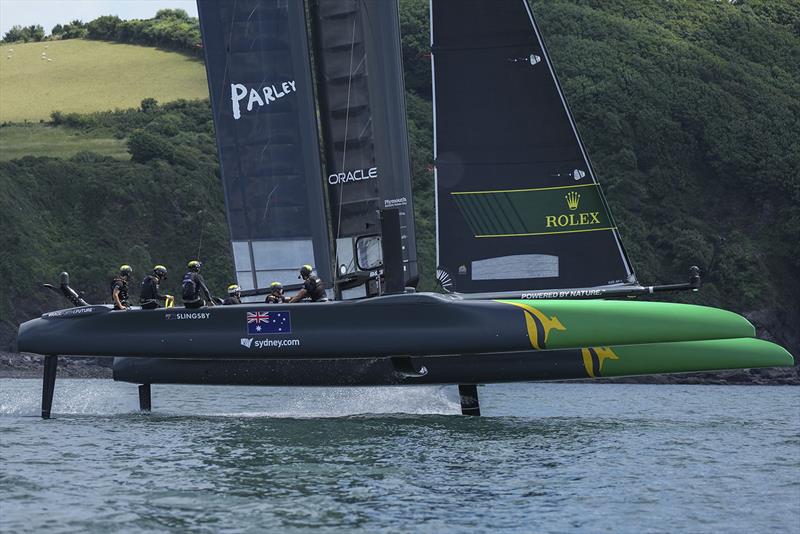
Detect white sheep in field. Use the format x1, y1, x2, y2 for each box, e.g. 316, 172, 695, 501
47, 58, 52, 62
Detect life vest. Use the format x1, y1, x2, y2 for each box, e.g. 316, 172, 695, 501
305, 275, 326, 301
111, 277, 129, 303
182, 272, 198, 300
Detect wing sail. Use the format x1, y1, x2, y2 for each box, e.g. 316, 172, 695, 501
198, 0, 333, 290
430, 0, 636, 293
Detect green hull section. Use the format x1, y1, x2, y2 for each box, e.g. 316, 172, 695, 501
579, 338, 794, 379
498, 299, 756, 351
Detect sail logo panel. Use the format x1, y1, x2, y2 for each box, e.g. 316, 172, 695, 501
198, 0, 332, 291
431, 0, 635, 292
452, 183, 615, 238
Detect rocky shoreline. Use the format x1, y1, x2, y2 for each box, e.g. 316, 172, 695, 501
1, 351, 797, 384
0, 352, 112, 379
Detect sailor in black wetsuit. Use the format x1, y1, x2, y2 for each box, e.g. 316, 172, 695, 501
223, 284, 242, 305
140, 265, 172, 309
266, 282, 286, 304
182, 260, 214, 308
111, 265, 133, 310
290, 265, 327, 302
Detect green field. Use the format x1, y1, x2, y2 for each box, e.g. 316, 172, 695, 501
0, 123, 128, 160
0, 39, 208, 122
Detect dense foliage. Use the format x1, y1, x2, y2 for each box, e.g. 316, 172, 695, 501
1, 0, 797, 354
3, 20, 88, 43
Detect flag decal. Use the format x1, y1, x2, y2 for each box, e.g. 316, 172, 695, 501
246, 311, 291, 335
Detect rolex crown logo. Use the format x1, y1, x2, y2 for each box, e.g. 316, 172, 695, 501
565, 191, 580, 211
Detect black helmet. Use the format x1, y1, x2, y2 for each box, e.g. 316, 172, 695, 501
153, 265, 167, 279
188, 260, 202, 272
270, 281, 283, 293
119, 264, 133, 277
227, 284, 241, 295
299, 264, 313, 279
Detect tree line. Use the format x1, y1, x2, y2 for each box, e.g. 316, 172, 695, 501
2, 9, 201, 56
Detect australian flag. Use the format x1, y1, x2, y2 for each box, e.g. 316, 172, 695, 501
246, 311, 291, 335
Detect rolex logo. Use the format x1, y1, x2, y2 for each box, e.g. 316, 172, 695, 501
565, 191, 580, 211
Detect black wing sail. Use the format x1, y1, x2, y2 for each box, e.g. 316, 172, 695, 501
198, 0, 332, 291
311, 0, 418, 298
431, 0, 636, 293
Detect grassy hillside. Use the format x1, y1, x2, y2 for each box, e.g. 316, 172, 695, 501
0, 39, 207, 122
0, 124, 128, 161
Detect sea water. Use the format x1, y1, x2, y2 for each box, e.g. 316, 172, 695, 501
1, 380, 798, 533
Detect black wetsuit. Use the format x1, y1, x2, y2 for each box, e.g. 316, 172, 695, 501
222, 295, 241, 305
303, 275, 327, 302
182, 271, 212, 308
266, 293, 286, 304
140, 275, 168, 309
111, 277, 130, 310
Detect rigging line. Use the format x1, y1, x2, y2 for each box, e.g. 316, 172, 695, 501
336, 16, 359, 244
261, 184, 280, 223
357, 115, 372, 139
197, 220, 205, 261
218, 0, 239, 114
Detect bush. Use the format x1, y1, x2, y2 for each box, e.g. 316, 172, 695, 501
140, 98, 159, 113
127, 130, 175, 163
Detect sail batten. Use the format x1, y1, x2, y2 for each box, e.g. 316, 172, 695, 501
431, 0, 635, 292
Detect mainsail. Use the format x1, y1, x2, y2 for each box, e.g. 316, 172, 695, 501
430, 0, 636, 293
311, 0, 418, 297
197, 0, 332, 291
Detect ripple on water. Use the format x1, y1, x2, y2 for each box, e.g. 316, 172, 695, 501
0, 379, 798, 533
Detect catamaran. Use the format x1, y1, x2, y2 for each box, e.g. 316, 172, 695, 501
17, 0, 794, 418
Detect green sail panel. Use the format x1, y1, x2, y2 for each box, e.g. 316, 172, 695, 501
452, 183, 615, 238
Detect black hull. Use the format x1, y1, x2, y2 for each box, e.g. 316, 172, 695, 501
18, 294, 530, 359
113, 350, 587, 386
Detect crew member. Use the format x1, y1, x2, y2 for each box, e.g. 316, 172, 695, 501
140, 265, 172, 309
182, 260, 214, 308
223, 284, 242, 305
290, 265, 327, 302
111, 265, 133, 310
266, 282, 286, 304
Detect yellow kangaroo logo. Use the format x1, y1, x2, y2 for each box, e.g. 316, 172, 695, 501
581, 347, 620, 378
500, 301, 566, 349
